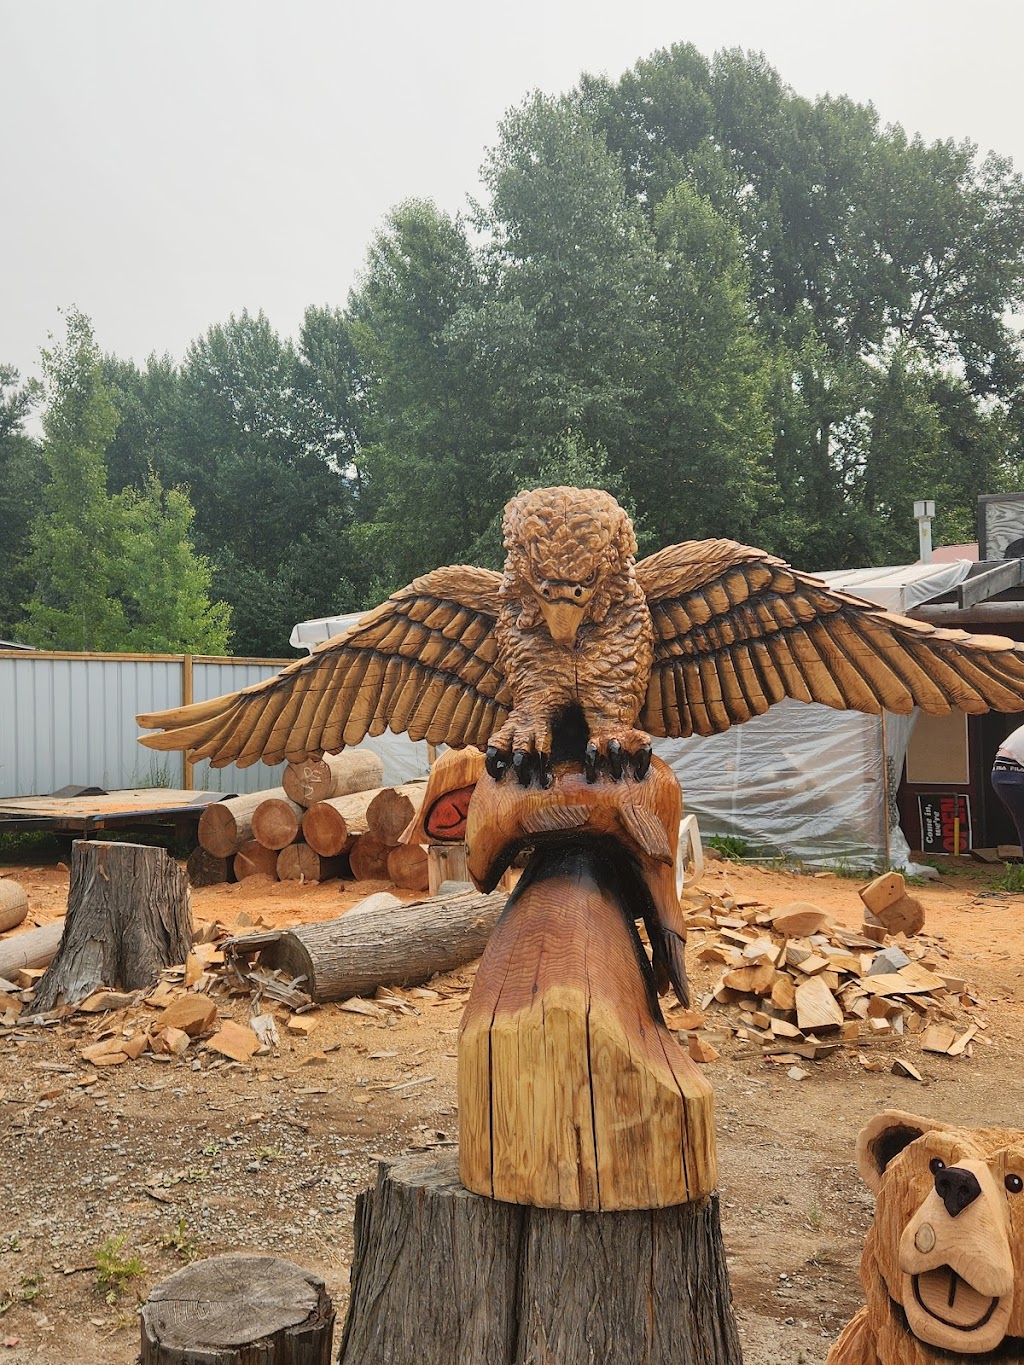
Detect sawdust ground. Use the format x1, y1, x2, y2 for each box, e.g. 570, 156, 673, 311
0, 846, 1022, 1364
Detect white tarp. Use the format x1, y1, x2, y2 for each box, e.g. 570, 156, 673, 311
290, 560, 973, 866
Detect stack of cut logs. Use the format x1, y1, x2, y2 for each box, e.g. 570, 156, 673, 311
188, 751, 430, 892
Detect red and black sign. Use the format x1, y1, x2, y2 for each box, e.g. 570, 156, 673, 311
918, 794, 972, 855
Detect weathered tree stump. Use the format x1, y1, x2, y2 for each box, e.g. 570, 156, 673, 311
141, 1253, 333, 1364
337, 1151, 741, 1365
34, 841, 192, 1011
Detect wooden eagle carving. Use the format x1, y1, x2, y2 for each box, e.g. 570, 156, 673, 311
138, 486, 1024, 780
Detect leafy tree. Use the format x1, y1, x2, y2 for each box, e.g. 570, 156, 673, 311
0, 366, 45, 639
22, 309, 230, 653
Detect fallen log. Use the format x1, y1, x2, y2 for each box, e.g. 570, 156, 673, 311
233, 840, 280, 881
348, 832, 391, 882
387, 843, 429, 892
282, 749, 383, 807
185, 847, 236, 888
0, 920, 65, 982
0, 880, 29, 933
251, 888, 507, 1002
35, 842, 192, 1011
301, 790, 375, 858
251, 796, 304, 851
277, 843, 347, 883
198, 788, 287, 858
366, 781, 426, 846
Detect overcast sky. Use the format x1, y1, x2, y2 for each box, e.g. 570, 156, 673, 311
3, 0, 1022, 393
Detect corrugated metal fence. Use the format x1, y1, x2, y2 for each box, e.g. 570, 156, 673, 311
0, 651, 291, 798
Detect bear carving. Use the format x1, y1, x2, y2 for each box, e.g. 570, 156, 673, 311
827, 1109, 1024, 1363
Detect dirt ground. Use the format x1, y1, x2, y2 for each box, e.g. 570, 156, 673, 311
1, 845, 1022, 1364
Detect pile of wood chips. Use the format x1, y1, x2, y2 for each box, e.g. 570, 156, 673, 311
672, 871, 986, 1080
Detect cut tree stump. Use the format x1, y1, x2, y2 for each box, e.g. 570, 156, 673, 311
249, 888, 506, 1002
34, 842, 192, 1012
140, 1253, 333, 1364
0, 880, 29, 933
282, 749, 383, 807
198, 788, 287, 858
251, 796, 304, 851
337, 1151, 741, 1365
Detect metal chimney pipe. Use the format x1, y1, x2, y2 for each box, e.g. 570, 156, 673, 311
914, 499, 935, 563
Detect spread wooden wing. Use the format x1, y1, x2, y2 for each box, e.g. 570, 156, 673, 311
137, 566, 510, 766
636, 540, 1024, 738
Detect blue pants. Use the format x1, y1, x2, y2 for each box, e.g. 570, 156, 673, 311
991, 766, 1024, 850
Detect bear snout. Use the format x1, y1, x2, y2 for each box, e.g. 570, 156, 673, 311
934, 1165, 983, 1218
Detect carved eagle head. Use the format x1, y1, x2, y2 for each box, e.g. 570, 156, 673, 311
500, 486, 639, 644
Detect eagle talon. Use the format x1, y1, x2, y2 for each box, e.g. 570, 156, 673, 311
584, 743, 600, 784
633, 747, 652, 781
485, 746, 512, 781
513, 751, 532, 787
537, 751, 553, 789
607, 740, 624, 781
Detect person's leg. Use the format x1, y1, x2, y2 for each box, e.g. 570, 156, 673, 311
990, 767, 1024, 851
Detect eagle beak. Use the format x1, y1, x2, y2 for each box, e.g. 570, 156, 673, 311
539, 599, 584, 646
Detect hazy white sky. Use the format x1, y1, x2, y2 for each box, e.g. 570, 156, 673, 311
3, 0, 1022, 390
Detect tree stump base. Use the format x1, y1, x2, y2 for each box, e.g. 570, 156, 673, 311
34, 840, 192, 1011
338, 1151, 742, 1365
140, 1254, 334, 1364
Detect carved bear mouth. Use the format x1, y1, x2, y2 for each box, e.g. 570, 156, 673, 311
912, 1266, 1000, 1332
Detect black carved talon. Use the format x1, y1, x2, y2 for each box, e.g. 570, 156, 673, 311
632, 746, 652, 781
537, 751, 553, 789
607, 740, 624, 781
513, 751, 532, 787
585, 742, 599, 784
485, 746, 511, 781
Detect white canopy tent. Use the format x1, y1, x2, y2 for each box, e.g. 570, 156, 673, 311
290, 559, 973, 868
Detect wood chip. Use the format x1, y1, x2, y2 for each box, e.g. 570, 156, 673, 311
795, 976, 843, 1032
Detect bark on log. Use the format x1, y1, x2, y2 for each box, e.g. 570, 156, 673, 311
282, 749, 383, 808
301, 790, 374, 857
185, 847, 236, 888
0, 920, 64, 983
198, 788, 288, 858
257, 888, 506, 1002
348, 832, 390, 881
0, 880, 29, 933
34, 842, 192, 1012
233, 840, 280, 881
365, 782, 426, 846
337, 1151, 742, 1365
141, 1254, 334, 1364
251, 796, 304, 850
277, 843, 347, 883
386, 842, 429, 891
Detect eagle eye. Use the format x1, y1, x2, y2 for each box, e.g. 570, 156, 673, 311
1007, 1174, 1023, 1194
929, 1158, 945, 1175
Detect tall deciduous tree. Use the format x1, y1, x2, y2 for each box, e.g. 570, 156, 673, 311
0, 366, 45, 639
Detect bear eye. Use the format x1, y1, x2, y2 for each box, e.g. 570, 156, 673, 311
1006, 1174, 1023, 1194
929, 1158, 946, 1175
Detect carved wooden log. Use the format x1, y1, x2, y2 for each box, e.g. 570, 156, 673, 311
198, 788, 288, 858
348, 832, 391, 881
257, 889, 506, 1002
233, 840, 279, 881
337, 1151, 741, 1365
365, 781, 426, 845
301, 790, 375, 857
401, 747, 484, 844
276, 843, 346, 883
251, 796, 304, 850
140, 1254, 334, 1364
0, 880, 29, 933
34, 842, 192, 1011
386, 841, 429, 891
282, 748, 383, 808
185, 846, 236, 888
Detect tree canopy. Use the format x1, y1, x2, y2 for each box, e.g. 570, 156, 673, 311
6, 43, 1024, 656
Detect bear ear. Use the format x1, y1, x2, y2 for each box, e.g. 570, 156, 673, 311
856, 1110, 948, 1194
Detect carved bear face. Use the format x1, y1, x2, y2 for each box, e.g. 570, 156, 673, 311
858, 1110, 1024, 1355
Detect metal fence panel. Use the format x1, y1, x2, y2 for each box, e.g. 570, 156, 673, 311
190, 661, 286, 794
